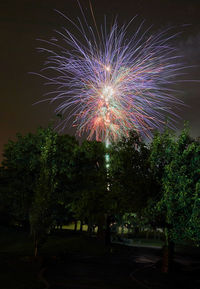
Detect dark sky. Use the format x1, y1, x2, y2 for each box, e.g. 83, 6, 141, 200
0, 0, 200, 162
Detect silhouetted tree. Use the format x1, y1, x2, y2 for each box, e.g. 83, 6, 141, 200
30, 127, 57, 256
72, 140, 107, 237
1, 128, 47, 229
109, 131, 152, 215
149, 126, 200, 272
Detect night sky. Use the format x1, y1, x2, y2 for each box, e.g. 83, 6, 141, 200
0, 0, 200, 162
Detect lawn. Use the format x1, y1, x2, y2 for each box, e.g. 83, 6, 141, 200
0, 226, 107, 289
1, 225, 200, 289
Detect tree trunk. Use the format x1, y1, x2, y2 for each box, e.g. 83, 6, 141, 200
161, 228, 174, 273
134, 227, 139, 238
105, 215, 111, 246
97, 215, 105, 241
87, 219, 93, 236
74, 220, 77, 231
34, 232, 38, 257
22, 219, 30, 232
80, 220, 83, 232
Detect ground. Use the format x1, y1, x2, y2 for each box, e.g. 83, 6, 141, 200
0, 226, 200, 289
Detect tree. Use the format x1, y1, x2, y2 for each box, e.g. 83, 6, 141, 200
1, 127, 79, 234
72, 140, 107, 236
0, 167, 13, 226
109, 130, 152, 215
1, 127, 47, 228
149, 126, 200, 272
30, 127, 58, 256
162, 128, 200, 244
108, 130, 156, 246
52, 134, 79, 230
146, 129, 175, 230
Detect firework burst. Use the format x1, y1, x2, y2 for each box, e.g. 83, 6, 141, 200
38, 10, 184, 142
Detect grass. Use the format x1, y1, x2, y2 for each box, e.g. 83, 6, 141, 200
0, 226, 42, 288
1, 225, 200, 289
0, 226, 106, 257
0, 226, 107, 289
0, 226, 33, 256
62, 221, 98, 232
0, 258, 42, 289
62, 220, 88, 231
41, 233, 106, 256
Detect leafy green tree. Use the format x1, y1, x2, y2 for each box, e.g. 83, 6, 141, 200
1, 128, 48, 228
145, 129, 175, 230
72, 140, 107, 235
52, 134, 79, 229
30, 127, 58, 256
1, 127, 79, 234
187, 181, 200, 242
109, 131, 152, 216
161, 129, 200, 244
149, 127, 200, 272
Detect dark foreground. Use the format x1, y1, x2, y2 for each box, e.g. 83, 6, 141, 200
41, 247, 200, 289
0, 228, 200, 289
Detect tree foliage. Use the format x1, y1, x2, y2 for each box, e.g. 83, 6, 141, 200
109, 130, 152, 215
0, 127, 79, 230
30, 127, 58, 255
149, 126, 200, 244
1, 123, 200, 251
72, 140, 107, 229
1, 128, 46, 226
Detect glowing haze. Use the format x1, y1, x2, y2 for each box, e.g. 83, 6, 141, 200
39, 12, 184, 142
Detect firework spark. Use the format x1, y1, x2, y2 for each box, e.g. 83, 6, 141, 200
38, 11, 184, 142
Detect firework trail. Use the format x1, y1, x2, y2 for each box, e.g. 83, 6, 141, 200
38, 10, 184, 142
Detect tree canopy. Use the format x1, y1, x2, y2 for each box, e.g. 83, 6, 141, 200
1, 125, 200, 250
149, 127, 200, 244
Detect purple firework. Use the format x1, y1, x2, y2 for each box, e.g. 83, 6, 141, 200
38, 11, 185, 142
